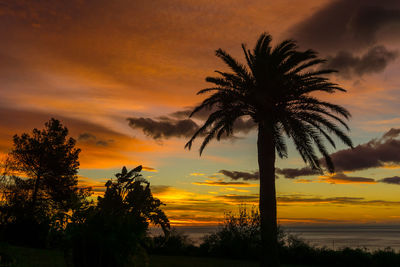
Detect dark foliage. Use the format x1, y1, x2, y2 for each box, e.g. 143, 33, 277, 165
185, 33, 353, 266
200, 207, 262, 259
185, 33, 353, 171
148, 228, 197, 256
193, 207, 400, 266
0, 119, 86, 247
280, 236, 400, 267
6, 118, 81, 211
66, 166, 170, 267
199, 206, 285, 260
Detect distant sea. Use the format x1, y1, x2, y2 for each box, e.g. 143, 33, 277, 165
150, 225, 400, 251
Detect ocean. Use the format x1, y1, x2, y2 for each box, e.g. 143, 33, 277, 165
150, 225, 400, 251
283, 225, 400, 251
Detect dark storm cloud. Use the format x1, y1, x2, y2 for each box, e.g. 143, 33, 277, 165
290, 0, 400, 76
291, 0, 400, 53
128, 107, 256, 140
380, 176, 400, 185
328, 128, 400, 172
278, 128, 400, 178
219, 170, 259, 181
78, 132, 114, 147
276, 167, 319, 179
326, 46, 398, 78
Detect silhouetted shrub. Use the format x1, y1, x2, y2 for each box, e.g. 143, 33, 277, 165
66, 166, 169, 267
197, 207, 400, 266
148, 228, 197, 256
199, 206, 268, 260
66, 207, 148, 267
279, 235, 400, 267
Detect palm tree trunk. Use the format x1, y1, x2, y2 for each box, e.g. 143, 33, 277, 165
257, 124, 279, 267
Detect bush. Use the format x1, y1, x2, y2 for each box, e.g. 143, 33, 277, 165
279, 235, 400, 267
148, 228, 197, 256
66, 207, 148, 267
65, 166, 169, 267
197, 206, 400, 266
199, 206, 264, 260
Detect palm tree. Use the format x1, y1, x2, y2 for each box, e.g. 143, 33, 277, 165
185, 33, 353, 266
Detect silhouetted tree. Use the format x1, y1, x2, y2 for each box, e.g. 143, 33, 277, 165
67, 166, 170, 266
5, 118, 80, 211
0, 118, 83, 246
186, 33, 353, 266
98, 165, 170, 234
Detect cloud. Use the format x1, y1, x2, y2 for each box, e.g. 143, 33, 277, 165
291, 173, 377, 184
328, 128, 400, 172
128, 107, 256, 141
290, 0, 400, 76
219, 170, 259, 180
192, 180, 257, 187
325, 46, 398, 78
78, 132, 114, 147
127, 117, 199, 140
277, 195, 400, 206
276, 167, 319, 179
293, 179, 314, 184
78, 133, 96, 141
380, 176, 400, 185
279, 217, 354, 224
291, 0, 400, 53
319, 173, 376, 184
382, 128, 400, 139
77, 175, 107, 197
278, 128, 400, 178
215, 193, 400, 207
219, 168, 317, 181
142, 166, 157, 172
190, 172, 205, 176
215, 194, 259, 204
170, 106, 214, 121
0, 106, 154, 169
150, 185, 171, 194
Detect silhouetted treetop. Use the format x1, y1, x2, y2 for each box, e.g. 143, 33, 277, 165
6, 118, 81, 210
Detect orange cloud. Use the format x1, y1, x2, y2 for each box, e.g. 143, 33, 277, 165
0, 107, 158, 170
190, 172, 205, 176
317, 173, 377, 184
192, 180, 258, 187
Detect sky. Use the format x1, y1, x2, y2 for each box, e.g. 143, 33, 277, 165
2, 0, 400, 226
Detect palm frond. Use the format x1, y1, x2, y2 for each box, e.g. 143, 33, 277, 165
186, 33, 352, 174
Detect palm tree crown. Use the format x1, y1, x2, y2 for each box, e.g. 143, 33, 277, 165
185, 33, 353, 172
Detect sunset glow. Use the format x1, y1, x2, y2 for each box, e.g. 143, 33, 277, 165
2, 0, 400, 227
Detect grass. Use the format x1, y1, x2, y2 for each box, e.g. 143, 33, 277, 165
0, 244, 309, 267
149, 254, 259, 267
0, 243, 66, 267
149, 255, 309, 267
